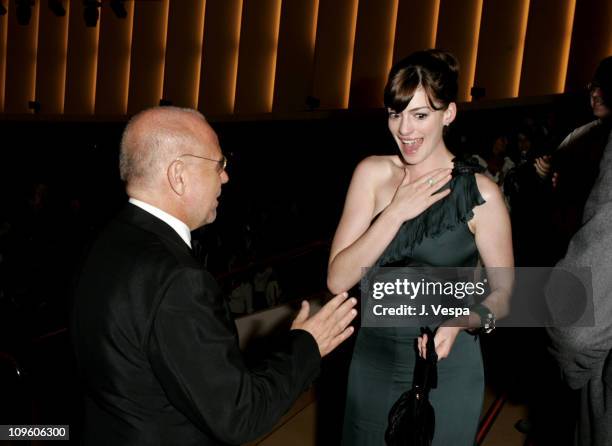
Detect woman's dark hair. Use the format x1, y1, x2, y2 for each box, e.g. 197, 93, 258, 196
384, 49, 459, 112
593, 56, 612, 106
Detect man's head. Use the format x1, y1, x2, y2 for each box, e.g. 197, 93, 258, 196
119, 107, 229, 230
590, 56, 612, 119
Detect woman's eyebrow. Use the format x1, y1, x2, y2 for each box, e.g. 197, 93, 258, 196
407, 106, 430, 112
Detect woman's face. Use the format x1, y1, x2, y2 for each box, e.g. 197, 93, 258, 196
517, 133, 531, 153
492, 136, 508, 156
387, 86, 454, 165
590, 86, 611, 119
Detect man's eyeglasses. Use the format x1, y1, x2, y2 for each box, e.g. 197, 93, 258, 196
177, 153, 227, 173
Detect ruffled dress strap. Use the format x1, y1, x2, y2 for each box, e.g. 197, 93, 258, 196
377, 157, 486, 266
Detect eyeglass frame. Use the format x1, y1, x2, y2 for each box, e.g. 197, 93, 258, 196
175, 153, 227, 173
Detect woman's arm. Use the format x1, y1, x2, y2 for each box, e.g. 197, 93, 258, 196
327, 157, 451, 294
471, 173, 514, 319
419, 174, 514, 360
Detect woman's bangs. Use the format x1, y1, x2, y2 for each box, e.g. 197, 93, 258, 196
384, 71, 419, 112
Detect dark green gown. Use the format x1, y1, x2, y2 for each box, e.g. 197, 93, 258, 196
342, 159, 486, 445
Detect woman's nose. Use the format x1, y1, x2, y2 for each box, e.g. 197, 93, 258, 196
398, 117, 413, 135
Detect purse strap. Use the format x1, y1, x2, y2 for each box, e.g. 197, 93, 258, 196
414, 327, 438, 393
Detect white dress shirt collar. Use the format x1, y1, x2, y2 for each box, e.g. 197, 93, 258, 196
129, 198, 192, 248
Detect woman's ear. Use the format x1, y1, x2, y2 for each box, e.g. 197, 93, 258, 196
443, 102, 457, 126
167, 159, 186, 196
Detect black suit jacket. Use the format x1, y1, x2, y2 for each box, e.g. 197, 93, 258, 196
72, 204, 320, 445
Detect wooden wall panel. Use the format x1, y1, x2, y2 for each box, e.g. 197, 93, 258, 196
198, 0, 243, 115
392, 0, 440, 64
272, 0, 319, 112
311, 0, 358, 109
127, 0, 169, 115
95, 1, 134, 115
0, 0, 608, 116
35, 0, 69, 114
565, 0, 612, 94
349, 0, 398, 108
435, 0, 483, 102
162, 0, 206, 108
473, 0, 529, 99
0, 0, 9, 111
64, 0, 100, 115
4, 0, 40, 114
234, 0, 282, 114
519, 0, 576, 97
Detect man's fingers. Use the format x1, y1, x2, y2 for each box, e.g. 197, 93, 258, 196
294, 300, 309, 324
325, 327, 355, 354
336, 306, 358, 333
319, 292, 350, 317
334, 296, 358, 318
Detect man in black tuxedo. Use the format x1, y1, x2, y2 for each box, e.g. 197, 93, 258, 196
72, 107, 357, 445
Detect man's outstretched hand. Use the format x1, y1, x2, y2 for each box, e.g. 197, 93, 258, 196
291, 292, 357, 357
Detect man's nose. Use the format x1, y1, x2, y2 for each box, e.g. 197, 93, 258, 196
221, 170, 229, 184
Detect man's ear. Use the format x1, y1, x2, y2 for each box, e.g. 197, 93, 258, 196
443, 102, 457, 126
167, 159, 186, 196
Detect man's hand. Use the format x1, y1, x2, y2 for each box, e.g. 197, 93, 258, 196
534, 155, 552, 179
291, 292, 357, 357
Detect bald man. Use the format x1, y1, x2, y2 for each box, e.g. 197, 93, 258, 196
72, 107, 356, 445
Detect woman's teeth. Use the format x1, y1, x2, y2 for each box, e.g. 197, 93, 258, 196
401, 138, 423, 146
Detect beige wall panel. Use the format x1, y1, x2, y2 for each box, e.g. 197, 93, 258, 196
435, 0, 483, 102
64, 1, 100, 115
311, 0, 358, 109
519, 0, 576, 97
4, 0, 40, 113
198, 0, 242, 115
349, 0, 398, 108
35, 0, 69, 114
162, 0, 206, 108
0, 0, 9, 111
473, 0, 529, 99
95, 1, 134, 115
127, 0, 169, 115
234, 0, 282, 114
272, 0, 319, 112
565, 0, 612, 94
392, 0, 440, 64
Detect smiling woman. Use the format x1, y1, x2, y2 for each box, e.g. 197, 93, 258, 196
327, 49, 513, 446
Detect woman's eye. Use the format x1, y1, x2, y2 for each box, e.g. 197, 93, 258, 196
415, 113, 428, 120
388, 112, 400, 119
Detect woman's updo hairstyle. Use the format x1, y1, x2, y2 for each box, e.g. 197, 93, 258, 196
384, 49, 459, 113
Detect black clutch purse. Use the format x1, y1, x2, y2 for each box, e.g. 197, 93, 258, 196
385, 327, 438, 446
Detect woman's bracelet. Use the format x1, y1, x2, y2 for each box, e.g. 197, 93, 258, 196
470, 303, 496, 333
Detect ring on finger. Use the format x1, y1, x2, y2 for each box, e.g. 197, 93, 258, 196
427, 178, 436, 186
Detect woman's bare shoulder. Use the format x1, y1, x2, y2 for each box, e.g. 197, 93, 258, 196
353, 155, 402, 182
474, 172, 503, 203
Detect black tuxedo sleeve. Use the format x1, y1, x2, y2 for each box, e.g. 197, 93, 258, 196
146, 267, 321, 445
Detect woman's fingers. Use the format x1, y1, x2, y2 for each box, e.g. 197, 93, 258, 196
418, 334, 427, 358
392, 168, 453, 222
415, 168, 452, 186
427, 186, 451, 204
